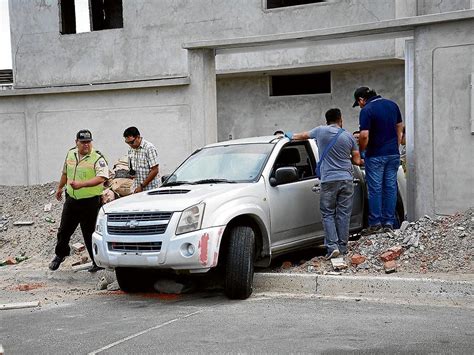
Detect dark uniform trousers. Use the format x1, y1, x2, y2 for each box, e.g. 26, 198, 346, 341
55, 193, 101, 263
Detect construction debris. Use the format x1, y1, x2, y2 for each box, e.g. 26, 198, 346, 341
275, 208, 473, 275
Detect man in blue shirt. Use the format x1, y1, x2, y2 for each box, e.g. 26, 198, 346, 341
288, 108, 362, 259
352, 87, 404, 234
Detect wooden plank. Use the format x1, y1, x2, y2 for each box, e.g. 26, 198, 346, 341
0, 301, 40, 310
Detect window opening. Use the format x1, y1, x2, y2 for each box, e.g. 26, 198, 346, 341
267, 0, 325, 9
60, 0, 123, 34
270, 72, 331, 96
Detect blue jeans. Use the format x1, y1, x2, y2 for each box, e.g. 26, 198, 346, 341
364, 155, 400, 227
320, 180, 354, 254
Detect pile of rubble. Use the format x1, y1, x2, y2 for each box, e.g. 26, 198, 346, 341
279, 208, 473, 275
0, 182, 89, 268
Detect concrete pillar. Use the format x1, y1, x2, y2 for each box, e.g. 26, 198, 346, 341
187, 49, 217, 151
404, 39, 416, 221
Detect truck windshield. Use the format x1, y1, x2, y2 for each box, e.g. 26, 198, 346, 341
165, 144, 273, 184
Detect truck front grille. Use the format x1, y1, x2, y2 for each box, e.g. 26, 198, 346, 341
107, 212, 172, 235
108, 241, 162, 252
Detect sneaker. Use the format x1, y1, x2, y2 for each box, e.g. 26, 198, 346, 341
49, 256, 65, 271
383, 224, 394, 233
361, 225, 383, 236
87, 264, 104, 273
325, 249, 340, 260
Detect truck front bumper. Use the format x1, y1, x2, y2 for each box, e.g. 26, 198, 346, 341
92, 225, 226, 271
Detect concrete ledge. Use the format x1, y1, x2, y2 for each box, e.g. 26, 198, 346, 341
183, 10, 474, 50
0, 76, 190, 97
254, 273, 474, 306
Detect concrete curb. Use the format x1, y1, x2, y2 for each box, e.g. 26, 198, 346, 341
253, 273, 474, 307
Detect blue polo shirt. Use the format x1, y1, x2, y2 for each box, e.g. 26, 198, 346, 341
359, 95, 402, 157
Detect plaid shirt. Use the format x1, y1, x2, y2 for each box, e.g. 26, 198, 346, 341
128, 138, 160, 190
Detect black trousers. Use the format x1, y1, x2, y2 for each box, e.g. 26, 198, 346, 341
55, 194, 101, 264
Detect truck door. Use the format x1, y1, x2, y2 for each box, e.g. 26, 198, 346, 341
267, 141, 323, 251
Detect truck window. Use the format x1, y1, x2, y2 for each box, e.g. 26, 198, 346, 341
273, 142, 315, 180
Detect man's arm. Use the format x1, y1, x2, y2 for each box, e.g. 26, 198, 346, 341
134, 165, 159, 193
290, 131, 310, 140
396, 122, 404, 146
351, 150, 363, 166
359, 130, 369, 152
56, 173, 67, 201
70, 176, 106, 190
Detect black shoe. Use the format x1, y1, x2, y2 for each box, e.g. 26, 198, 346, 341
49, 256, 65, 271
325, 249, 340, 260
383, 224, 394, 233
361, 225, 383, 236
88, 264, 104, 273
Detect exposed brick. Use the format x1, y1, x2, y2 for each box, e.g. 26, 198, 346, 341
380, 246, 404, 262
351, 254, 366, 266
72, 242, 85, 253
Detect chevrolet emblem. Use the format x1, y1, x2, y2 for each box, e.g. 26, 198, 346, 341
126, 220, 139, 229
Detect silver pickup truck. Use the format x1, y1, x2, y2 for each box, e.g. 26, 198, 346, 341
92, 136, 405, 299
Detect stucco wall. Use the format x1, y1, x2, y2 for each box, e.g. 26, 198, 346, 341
9, 0, 407, 88
0, 86, 194, 185
413, 19, 474, 216
418, 0, 471, 15
216, 64, 405, 141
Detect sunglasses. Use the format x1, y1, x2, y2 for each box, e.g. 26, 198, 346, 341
125, 137, 138, 145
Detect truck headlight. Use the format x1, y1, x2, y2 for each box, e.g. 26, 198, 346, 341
95, 208, 106, 235
176, 203, 205, 235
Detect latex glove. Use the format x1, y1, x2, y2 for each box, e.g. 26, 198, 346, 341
284, 132, 293, 140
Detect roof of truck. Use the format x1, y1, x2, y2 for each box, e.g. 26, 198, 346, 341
205, 135, 285, 147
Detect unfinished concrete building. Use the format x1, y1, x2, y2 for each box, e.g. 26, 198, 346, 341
0, 0, 473, 219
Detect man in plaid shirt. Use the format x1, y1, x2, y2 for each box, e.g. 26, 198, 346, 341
123, 126, 160, 193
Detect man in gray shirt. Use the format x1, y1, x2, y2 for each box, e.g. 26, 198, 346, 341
287, 108, 362, 259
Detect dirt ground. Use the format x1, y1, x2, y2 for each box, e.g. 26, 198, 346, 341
0, 183, 472, 306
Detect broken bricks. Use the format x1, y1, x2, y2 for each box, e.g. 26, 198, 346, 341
72, 242, 85, 253
380, 246, 404, 262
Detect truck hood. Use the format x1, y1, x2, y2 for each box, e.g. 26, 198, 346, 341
102, 183, 253, 213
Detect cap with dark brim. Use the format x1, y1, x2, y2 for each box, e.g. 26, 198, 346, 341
352, 86, 371, 108
76, 129, 93, 141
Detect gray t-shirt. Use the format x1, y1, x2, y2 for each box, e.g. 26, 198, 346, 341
308, 124, 358, 183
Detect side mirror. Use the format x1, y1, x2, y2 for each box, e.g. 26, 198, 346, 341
161, 175, 169, 183
270, 167, 299, 186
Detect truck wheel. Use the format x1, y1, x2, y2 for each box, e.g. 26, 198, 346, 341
115, 267, 146, 293
224, 225, 255, 300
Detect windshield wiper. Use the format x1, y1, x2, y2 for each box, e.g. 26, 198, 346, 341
162, 180, 196, 187
193, 179, 237, 184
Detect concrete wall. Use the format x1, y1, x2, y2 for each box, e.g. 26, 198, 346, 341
0, 85, 194, 185
413, 19, 474, 216
217, 64, 405, 141
418, 0, 471, 15
9, 0, 407, 88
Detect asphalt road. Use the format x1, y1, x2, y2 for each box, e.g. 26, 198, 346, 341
1, 292, 473, 354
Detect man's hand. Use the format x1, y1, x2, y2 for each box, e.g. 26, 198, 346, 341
134, 184, 143, 194
55, 188, 63, 201
70, 180, 83, 190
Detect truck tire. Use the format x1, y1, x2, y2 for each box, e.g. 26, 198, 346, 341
224, 225, 255, 300
115, 267, 146, 293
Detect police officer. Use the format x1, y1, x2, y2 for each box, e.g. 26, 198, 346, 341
49, 129, 109, 272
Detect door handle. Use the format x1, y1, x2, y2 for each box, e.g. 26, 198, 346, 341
312, 183, 321, 193
353, 178, 360, 185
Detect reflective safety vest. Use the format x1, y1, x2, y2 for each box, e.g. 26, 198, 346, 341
65, 148, 106, 199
